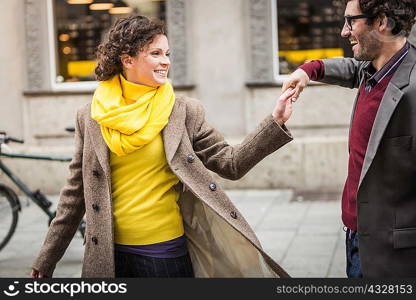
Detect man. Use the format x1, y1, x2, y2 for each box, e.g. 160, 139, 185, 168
283, 0, 416, 277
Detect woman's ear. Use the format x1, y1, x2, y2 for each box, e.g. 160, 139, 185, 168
120, 54, 133, 69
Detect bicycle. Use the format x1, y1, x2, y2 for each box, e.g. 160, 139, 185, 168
0, 129, 85, 251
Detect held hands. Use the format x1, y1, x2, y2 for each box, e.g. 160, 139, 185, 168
272, 88, 296, 125
273, 68, 311, 125
281, 68, 310, 102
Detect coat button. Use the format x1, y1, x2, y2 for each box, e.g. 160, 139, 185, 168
92, 170, 100, 177
92, 204, 99, 211
187, 154, 195, 163
230, 211, 238, 219
91, 236, 98, 245
209, 183, 217, 191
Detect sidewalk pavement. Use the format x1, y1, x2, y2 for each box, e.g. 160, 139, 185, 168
0, 190, 346, 278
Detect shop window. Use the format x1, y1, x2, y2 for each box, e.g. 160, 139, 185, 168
277, 0, 352, 75
53, 0, 166, 83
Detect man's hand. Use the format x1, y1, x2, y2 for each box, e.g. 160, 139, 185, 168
282, 68, 310, 102
272, 88, 296, 125
31, 268, 48, 278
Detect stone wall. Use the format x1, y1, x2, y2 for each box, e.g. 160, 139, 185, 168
0, 0, 415, 194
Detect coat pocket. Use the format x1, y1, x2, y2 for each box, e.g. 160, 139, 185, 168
393, 228, 416, 249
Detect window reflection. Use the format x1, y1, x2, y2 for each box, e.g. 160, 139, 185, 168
277, 0, 352, 74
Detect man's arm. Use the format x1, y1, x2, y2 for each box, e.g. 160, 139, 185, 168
282, 58, 365, 99
321, 58, 363, 89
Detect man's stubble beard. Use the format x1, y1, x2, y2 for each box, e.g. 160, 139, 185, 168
353, 30, 382, 61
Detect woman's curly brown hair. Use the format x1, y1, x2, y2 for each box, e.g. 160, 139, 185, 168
95, 15, 165, 81
345, 0, 416, 36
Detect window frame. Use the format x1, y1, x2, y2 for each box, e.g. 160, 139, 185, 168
24, 0, 193, 94
245, 0, 343, 86
46, 0, 99, 91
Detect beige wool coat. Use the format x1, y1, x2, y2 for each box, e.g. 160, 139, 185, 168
33, 96, 293, 278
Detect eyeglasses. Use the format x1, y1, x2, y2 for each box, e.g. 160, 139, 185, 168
344, 14, 375, 31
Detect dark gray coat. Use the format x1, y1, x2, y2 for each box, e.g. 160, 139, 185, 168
321, 45, 416, 277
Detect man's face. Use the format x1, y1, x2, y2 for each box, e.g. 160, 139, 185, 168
341, 0, 381, 61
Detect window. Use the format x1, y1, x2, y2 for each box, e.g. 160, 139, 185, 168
245, 0, 352, 84
53, 0, 166, 84
24, 0, 190, 93
277, 0, 352, 75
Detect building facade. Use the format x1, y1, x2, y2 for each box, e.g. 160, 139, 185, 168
1, 0, 415, 194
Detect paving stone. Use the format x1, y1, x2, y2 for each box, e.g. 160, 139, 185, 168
0, 192, 345, 278
256, 201, 311, 230
282, 256, 333, 278
256, 230, 297, 263
283, 234, 339, 260
327, 229, 347, 278
0, 197, 83, 278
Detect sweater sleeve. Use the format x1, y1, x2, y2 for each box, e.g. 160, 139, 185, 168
299, 60, 325, 81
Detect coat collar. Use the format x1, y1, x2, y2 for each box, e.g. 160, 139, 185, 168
162, 97, 186, 163
86, 97, 185, 179
86, 113, 111, 177
358, 45, 416, 189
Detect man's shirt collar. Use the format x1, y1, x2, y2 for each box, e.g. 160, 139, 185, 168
363, 42, 410, 92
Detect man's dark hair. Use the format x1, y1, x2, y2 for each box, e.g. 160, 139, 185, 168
95, 15, 165, 81
344, 0, 416, 36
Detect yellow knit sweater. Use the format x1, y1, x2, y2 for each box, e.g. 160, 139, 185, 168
110, 76, 183, 245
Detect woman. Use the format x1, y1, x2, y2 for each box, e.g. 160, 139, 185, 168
31, 15, 295, 278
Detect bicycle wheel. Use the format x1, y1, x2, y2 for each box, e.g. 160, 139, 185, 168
0, 188, 19, 251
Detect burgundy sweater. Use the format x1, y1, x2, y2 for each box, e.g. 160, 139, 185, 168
341, 75, 393, 230
300, 48, 408, 230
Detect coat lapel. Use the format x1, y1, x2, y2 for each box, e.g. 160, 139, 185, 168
358, 47, 416, 188
163, 98, 186, 163
86, 114, 111, 179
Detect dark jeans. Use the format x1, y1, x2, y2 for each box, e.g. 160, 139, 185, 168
115, 251, 194, 278
345, 228, 363, 278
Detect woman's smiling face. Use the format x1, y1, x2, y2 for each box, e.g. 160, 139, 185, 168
122, 34, 170, 87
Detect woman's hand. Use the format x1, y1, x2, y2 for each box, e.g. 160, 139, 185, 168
31, 268, 48, 278
272, 88, 296, 125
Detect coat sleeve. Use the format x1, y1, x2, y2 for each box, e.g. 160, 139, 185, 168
321, 57, 365, 89
32, 109, 86, 277
191, 101, 293, 180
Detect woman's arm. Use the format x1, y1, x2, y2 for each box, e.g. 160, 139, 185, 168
192, 90, 294, 180
31, 109, 86, 278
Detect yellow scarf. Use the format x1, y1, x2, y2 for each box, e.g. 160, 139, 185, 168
91, 74, 175, 156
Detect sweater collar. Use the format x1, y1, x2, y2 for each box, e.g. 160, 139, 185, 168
119, 74, 156, 103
